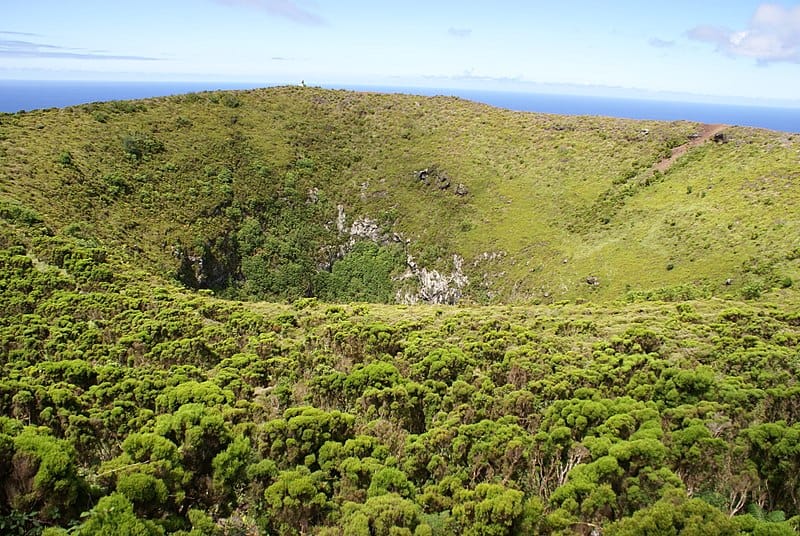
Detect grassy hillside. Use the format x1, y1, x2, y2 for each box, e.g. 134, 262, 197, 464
2, 86, 797, 303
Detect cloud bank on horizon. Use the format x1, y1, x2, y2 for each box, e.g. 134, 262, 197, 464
689, 3, 800, 63
0, 32, 160, 61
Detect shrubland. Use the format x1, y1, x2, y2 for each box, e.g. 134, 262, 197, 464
0, 208, 798, 534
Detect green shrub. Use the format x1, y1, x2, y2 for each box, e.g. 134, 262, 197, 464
0, 199, 43, 225
10, 428, 87, 521
122, 133, 165, 160
742, 282, 763, 300
0, 510, 44, 536
57, 151, 72, 166
76, 493, 164, 536
316, 242, 405, 303
221, 94, 241, 108
116, 472, 169, 509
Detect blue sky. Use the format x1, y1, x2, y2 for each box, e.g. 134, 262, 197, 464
3, 1, 800, 104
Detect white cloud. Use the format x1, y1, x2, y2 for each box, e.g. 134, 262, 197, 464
0, 30, 40, 37
448, 27, 472, 38
688, 3, 800, 63
648, 38, 675, 48
214, 0, 325, 25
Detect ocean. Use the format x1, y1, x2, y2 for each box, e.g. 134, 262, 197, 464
1, 80, 798, 134
377, 86, 800, 134
0, 81, 259, 113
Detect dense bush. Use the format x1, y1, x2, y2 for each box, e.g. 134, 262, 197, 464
316, 242, 406, 303
1, 134, 800, 533
122, 132, 165, 160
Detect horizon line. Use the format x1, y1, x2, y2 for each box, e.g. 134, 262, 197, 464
2, 78, 800, 110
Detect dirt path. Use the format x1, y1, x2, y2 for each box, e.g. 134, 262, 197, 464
653, 124, 727, 173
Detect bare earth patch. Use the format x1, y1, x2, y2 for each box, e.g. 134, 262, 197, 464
654, 124, 726, 173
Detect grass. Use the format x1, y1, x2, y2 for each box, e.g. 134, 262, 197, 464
0, 86, 798, 303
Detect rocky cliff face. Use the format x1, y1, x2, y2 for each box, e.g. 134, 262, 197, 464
172, 202, 471, 304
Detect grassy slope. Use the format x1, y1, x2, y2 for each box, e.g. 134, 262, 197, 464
0, 86, 798, 303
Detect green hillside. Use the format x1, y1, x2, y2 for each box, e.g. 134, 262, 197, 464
1, 87, 800, 534
2, 86, 797, 304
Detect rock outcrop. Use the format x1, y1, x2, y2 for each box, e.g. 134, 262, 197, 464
335, 204, 404, 246
415, 166, 466, 196
396, 254, 468, 305
321, 204, 406, 271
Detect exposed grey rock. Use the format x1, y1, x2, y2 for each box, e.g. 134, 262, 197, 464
472, 251, 506, 266
323, 205, 401, 270
336, 204, 347, 234
396, 254, 469, 305
349, 216, 383, 242
416, 166, 465, 196
335, 205, 396, 245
